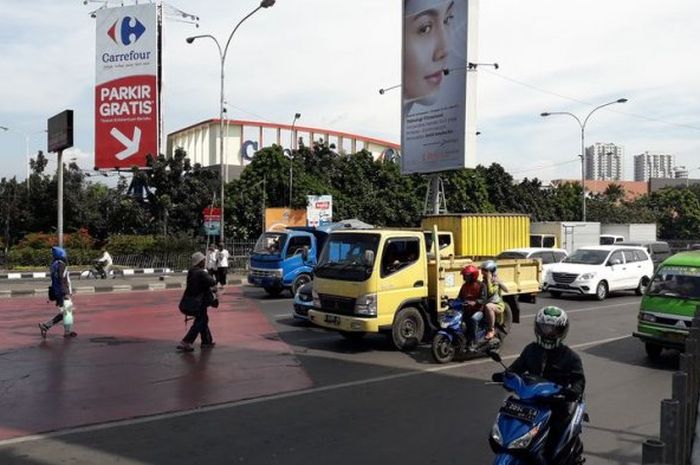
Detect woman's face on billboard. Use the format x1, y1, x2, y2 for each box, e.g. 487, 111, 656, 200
404, 0, 454, 104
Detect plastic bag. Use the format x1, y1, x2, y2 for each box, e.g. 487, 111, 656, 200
62, 299, 74, 327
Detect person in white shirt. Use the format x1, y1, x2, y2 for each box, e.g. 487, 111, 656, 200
217, 243, 230, 288
96, 248, 113, 278
206, 244, 218, 283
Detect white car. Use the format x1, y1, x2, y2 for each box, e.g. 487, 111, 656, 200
497, 247, 568, 278
543, 245, 654, 300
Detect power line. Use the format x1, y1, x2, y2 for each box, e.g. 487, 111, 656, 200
508, 158, 579, 175
483, 69, 700, 131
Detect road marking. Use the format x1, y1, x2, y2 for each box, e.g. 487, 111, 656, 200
0, 334, 631, 447
521, 301, 638, 319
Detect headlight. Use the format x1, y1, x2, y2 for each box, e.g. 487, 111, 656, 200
579, 272, 596, 281
639, 312, 656, 323
272, 269, 283, 278
508, 425, 540, 449
490, 424, 503, 446
354, 293, 377, 316
440, 320, 451, 329
312, 289, 320, 307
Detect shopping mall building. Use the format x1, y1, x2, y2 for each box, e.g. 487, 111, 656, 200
166, 119, 400, 181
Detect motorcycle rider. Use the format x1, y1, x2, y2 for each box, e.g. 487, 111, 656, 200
457, 265, 485, 350
492, 306, 586, 464
480, 260, 509, 340
95, 248, 112, 279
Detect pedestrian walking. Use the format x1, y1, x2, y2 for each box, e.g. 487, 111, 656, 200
216, 243, 230, 288
205, 244, 218, 284
39, 246, 77, 338
177, 252, 218, 352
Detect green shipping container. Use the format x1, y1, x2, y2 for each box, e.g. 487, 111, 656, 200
422, 214, 530, 257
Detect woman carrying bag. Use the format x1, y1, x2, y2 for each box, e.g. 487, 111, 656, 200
177, 252, 218, 352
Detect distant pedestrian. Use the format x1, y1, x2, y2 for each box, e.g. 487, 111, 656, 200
216, 243, 230, 288
206, 244, 218, 283
39, 246, 77, 338
177, 252, 217, 352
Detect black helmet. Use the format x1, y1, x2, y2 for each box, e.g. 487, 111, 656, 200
534, 306, 569, 349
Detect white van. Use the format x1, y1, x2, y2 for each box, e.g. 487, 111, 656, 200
543, 245, 654, 300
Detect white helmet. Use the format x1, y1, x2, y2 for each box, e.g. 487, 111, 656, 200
534, 306, 569, 349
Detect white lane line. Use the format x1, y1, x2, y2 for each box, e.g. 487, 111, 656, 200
521, 301, 638, 319
0, 334, 631, 448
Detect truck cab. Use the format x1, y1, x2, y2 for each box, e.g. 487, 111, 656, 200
600, 234, 625, 245
248, 228, 328, 296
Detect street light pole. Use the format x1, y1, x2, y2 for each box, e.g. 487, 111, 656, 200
0, 126, 46, 190
186, 0, 275, 244
289, 112, 301, 209
541, 98, 628, 222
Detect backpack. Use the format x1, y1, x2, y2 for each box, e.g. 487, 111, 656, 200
178, 294, 203, 317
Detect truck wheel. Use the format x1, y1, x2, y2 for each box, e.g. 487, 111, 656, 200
264, 286, 283, 297
595, 281, 608, 301
292, 274, 312, 296
392, 307, 425, 351
645, 342, 663, 360
431, 333, 455, 364
635, 277, 649, 296
496, 304, 513, 342
340, 331, 366, 341
549, 290, 562, 298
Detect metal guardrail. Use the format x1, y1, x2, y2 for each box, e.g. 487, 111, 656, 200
113, 242, 255, 272
642, 308, 700, 465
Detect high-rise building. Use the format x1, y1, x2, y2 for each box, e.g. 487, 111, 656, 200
674, 166, 689, 179
633, 152, 675, 181
584, 143, 623, 180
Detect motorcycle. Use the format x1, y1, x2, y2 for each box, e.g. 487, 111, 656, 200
81, 260, 111, 280
431, 299, 503, 363
487, 351, 588, 465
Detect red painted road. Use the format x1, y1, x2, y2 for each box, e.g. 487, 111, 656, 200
0, 288, 312, 440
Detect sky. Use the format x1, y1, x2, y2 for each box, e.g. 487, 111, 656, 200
1, 0, 699, 183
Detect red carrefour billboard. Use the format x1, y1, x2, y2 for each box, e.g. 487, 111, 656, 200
95, 4, 159, 169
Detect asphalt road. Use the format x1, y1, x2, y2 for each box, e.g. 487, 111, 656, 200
0, 287, 675, 465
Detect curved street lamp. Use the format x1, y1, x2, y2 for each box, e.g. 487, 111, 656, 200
541, 98, 628, 221
185, 0, 275, 243
289, 112, 301, 209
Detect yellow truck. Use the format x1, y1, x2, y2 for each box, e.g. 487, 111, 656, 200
307, 222, 541, 350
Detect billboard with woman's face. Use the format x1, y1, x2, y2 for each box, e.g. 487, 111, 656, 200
401, 0, 476, 174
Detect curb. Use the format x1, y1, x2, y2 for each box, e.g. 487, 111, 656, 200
0, 279, 243, 299
0, 268, 189, 281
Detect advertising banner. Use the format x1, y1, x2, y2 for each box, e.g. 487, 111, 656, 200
203, 207, 221, 236
401, 0, 475, 174
306, 195, 333, 227
95, 4, 159, 169
265, 208, 307, 231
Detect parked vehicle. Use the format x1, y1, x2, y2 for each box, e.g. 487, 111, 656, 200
619, 241, 672, 268
307, 226, 541, 350
431, 299, 503, 363
248, 220, 372, 296
292, 281, 313, 320
497, 248, 568, 279
543, 245, 654, 300
530, 233, 557, 248
530, 222, 601, 254
601, 223, 657, 243
599, 234, 625, 245
488, 351, 588, 465
634, 252, 700, 359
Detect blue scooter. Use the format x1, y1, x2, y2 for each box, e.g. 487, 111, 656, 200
431, 299, 502, 364
487, 351, 588, 465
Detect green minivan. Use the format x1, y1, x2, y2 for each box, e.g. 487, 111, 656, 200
635, 251, 700, 359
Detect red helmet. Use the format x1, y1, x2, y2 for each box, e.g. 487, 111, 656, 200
461, 265, 479, 281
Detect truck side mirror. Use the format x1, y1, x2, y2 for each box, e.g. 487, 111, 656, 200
301, 246, 309, 261
364, 250, 375, 268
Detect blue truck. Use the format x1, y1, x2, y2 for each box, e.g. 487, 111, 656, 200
248, 220, 372, 296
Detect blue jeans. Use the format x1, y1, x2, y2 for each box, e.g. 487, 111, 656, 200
465, 311, 484, 343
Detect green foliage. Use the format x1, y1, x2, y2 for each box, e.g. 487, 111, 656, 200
107, 235, 157, 255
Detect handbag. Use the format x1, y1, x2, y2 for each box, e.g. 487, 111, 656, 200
178, 293, 204, 317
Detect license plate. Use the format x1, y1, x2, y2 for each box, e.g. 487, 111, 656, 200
324, 314, 341, 326
500, 400, 537, 423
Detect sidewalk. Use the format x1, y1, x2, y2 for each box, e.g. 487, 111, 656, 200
0, 274, 246, 298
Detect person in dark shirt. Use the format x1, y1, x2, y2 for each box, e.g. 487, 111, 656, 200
177, 252, 217, 352
39, 246, 77, 338
493, 306, 585, 463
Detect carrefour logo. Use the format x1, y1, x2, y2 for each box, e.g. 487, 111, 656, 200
107, 16, 146, 46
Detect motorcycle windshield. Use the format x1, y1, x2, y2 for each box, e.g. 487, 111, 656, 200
504, 372, 560, 400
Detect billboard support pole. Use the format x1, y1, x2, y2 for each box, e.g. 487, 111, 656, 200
57, 149, 64, 247
424, 174, 447, 215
